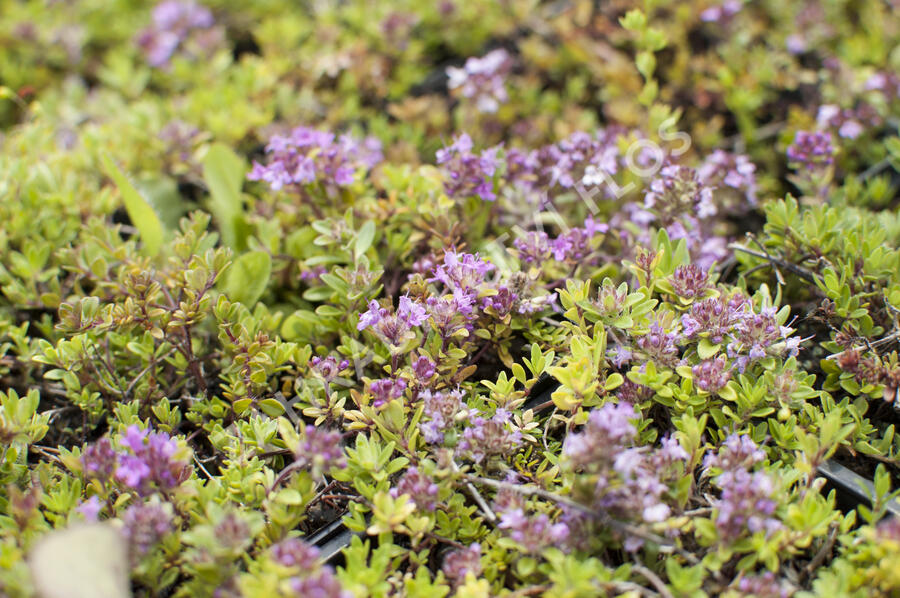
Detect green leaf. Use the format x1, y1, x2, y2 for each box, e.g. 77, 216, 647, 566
223, 251, 271, 306
697, 339, 720, 360
203, 144, 247, 249
135, 175, 185, 230
259, 398, 286, 417
100, 153, 164, 256
233, 398, 253, 415
354, 220, 376, 259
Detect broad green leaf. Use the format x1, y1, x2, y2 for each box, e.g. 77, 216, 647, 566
354, 220, 376, 258
203, 144, 247, 249
223, 250, 271, 306
135, 175, 185, 230
100, 153, 164, 256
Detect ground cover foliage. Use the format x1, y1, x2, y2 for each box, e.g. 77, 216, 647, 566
1, 0, 900, 596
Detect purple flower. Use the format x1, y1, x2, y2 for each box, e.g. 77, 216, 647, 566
152, 0, 213, 31
442, 543, 482, 586
436, 134, 500, 201
564, 404, 687, 548
482, 286, 518, 317
411, 355, 436, 384
357, 300, 388, 331
431, 250, 494, 309
398, 295, 429, 326
121, 500, 173, 556
420, 388, 465, 444
549, 218, 607, 262
288, 569, 352, 598
700, 0, 742, 23
636, 322, 680, 367
514, 231, 551, 264
645, 165, 716, 222
498, 508, 569, 554
425, 295, 470, 340
703, 436, 780, 541
270, 538, 320, 570
432, 250, 494, 291
816, 104, 879, 140
692, 356, 731, 393
446, 49, 511, 113
712, 468, 780, 541
82, 437, 117, 482
704, 434, 765, 476
357, 296, 427, 350
564, 402, 636, 470
309, 356, 348, 383
136, 1, 217, 67
248, 127, 381, 191
786, 131, 834, 168
458, 409, 521, 463
726, 305, 797, 372
390, 467, 439, 510
369, 377, 407, 408
681, 294, 747, 343
736, 572, 790, 598
669, 264, 710, 299
866, 71, 900, 99
295, 425, 345, 475
115, 426, 190, 496
698, 150, 758, 209
76, 496, 102, 522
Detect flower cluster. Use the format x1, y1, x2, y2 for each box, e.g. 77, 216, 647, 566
628, 164, 729, 268
636, 322, 681, 368
309, 355, 350, 383
411, 355, 436, 384
458, 409, 521, 463
248, 127, 382, 191
816, 104, 880, 140
446, 49, 512, 113
697, 150, 758, 207
507, 130, 620, 193
497, 507, 569, 554
294, 425, 345, 476
122, 500, 174, 557
514, 217, 608, 265
390, 467, 439, 510
692, 355, 731, 393
82, 437, 117, 483
669, 264, 711, 299
564, 402, 637, 470
269, 540, 351, 598
136, 1, 221, 67
368, 377, 408, 408
700, 0, 742, 23
116, 426, 191, 496
436, 134, 500, 201
866, 71, 900, 100
645, 165, 716, 221
704, 435, 781, 542
726, 306, 800, 372
441, 543, 482, 587
564, 403, 688, 547
680, 294, 799, 372
430, 250, 495, 312
736, 572, 791, 598
786, 131, 834, 168
681, 293, 748, 343
357, 295, 428, 351
420, 388, 465, 444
